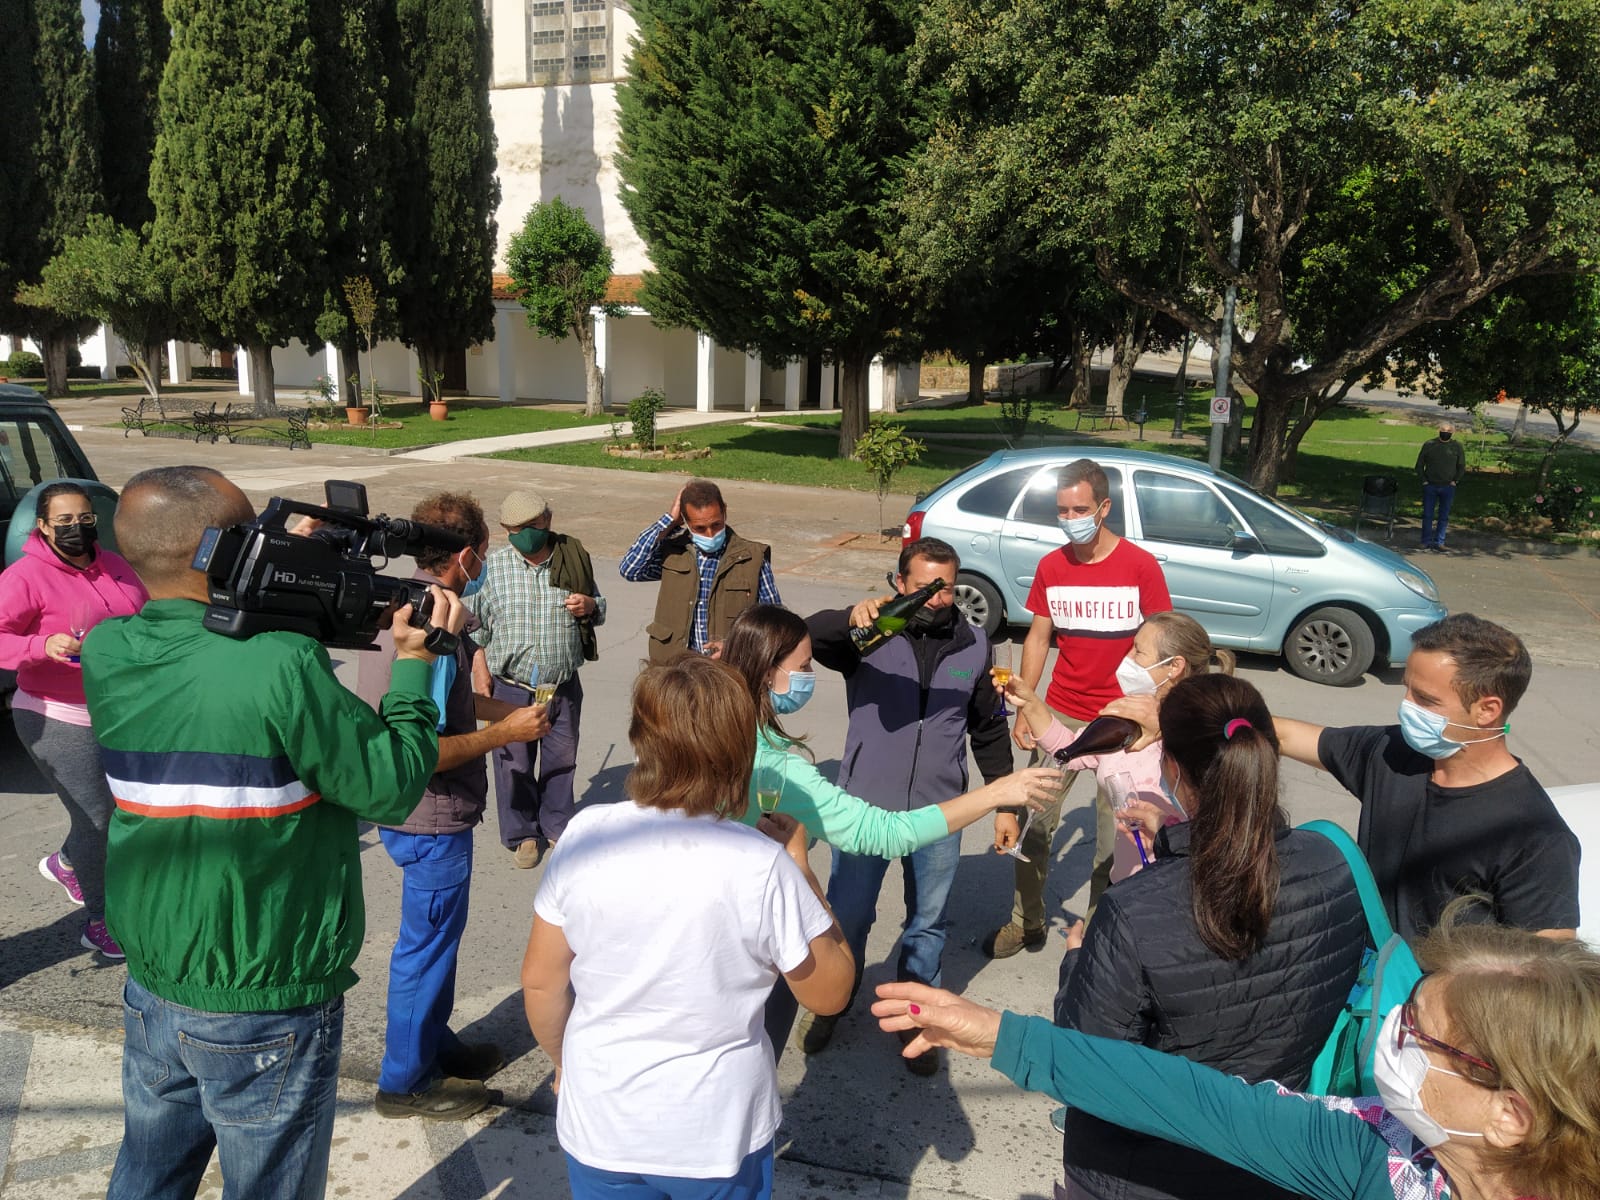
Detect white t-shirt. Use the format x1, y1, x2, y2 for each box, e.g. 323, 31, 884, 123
534, 801, 834, 1179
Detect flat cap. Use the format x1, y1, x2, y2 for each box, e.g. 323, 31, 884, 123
499, 490, 550, 527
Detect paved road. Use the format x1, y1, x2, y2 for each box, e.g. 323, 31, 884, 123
1, 419, 1596, 1198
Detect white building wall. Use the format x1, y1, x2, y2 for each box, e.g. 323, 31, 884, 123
608, 316, 668, 404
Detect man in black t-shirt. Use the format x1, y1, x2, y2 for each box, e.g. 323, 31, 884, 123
1274, 613, 1579, 943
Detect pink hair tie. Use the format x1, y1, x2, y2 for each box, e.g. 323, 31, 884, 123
1223, 718, 1253, 740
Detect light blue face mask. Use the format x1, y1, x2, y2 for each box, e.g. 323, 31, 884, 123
1398, 698, 1507, 760
1059, 514, 1100, 544
459, 549, 485, 598
770, 670, 815, 715
1158, 772, 1188, 820
690, 527, 728, 554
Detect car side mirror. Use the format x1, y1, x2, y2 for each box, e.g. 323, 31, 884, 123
1232, 528, 1263, 554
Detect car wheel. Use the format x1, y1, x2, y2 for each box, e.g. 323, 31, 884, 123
1284, 606, 1376, 687
954, 572, 1005, 638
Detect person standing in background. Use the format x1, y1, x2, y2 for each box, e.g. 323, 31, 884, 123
1415, 421, 1466, 552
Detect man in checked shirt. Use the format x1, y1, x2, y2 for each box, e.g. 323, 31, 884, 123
467, 490, 604, 868
619, 479, 781, 663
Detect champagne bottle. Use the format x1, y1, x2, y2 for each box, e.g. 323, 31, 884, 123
849, 578, 948, 654
1051, 715, 1142, 765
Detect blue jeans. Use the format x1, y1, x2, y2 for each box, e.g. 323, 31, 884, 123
109, 976, 343, 1200
491, 675, 582, 846
1421, 482, 1456, 546
827, 830, 962, 993
378, 827, 474, 1094
566, 1141, 774, 1200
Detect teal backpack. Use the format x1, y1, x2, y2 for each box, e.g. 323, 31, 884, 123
1302, 819, 1424, 1098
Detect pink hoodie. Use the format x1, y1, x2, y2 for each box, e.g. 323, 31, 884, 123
0, 531, 147, 711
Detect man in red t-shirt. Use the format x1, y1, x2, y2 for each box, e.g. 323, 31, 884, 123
984, 458, 1170, 958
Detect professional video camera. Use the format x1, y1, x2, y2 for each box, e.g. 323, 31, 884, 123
193, 480, 465, 653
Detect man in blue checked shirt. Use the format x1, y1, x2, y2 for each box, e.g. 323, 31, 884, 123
619, 479, 781, 664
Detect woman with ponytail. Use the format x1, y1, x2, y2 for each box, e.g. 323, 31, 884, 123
1048, 674, 1369, 1200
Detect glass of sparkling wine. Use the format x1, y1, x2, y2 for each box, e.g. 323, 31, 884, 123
991, 642, 1014, 716
533, 682, 557, 706
756, 760, 785, 814
1001, 805, 1036, 863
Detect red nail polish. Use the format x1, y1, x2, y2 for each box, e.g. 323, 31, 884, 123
909, 1004, 921, 1015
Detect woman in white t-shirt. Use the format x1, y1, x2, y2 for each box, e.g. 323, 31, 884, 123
522, 654, 855, 1200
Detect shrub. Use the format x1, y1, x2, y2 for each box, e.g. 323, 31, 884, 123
627, 388, 667, 451
1530, 469, 1594, 533
854, 420, 926, 535
6, 350, 44, 377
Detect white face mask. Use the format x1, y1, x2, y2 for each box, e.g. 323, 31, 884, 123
1115, 654, 1173, 697
1371, 1007, 1488, 1148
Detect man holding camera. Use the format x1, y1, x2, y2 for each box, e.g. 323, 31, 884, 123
466, 489, 604, 867
82, 466, 463, 1200
356, 492, 552, 1120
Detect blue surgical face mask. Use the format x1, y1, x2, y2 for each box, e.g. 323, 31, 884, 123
1059, 514, 1100, 544
459, 549, 485, 598
1158, 771, 1188, 820
690, 528, 728, 554
1398, 698, 1507, 760
770, 670, 815, 715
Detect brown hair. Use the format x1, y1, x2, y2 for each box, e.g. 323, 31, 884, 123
1411, 613, 1532, 716
1057, 458, 1110, 505
1145, 610, 1236, 678
411, 492, 488, 572
720, 605, 811, 751
1158, 674, 1284, 961
1417, 908, 1600, 1200
35, 481, 90, 520
680, 479, 726, 513
627, 654, 755, 819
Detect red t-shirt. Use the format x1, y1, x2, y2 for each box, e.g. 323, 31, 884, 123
1025, 538, 1172, 719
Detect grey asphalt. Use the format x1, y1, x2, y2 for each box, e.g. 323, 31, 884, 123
1, 413, 1596, 1198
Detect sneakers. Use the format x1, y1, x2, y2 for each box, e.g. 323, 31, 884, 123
897, 1028, 939, 1077
374, 1076, 495, 1121
512, 839, 547, 869
794, 1010, 840, 1056
982, 922, 1047, 959
40, 853, 84, 906
80, 918, 125, 960
437, 1041, 504, 1082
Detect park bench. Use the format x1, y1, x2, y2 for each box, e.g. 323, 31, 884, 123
1073, 405, 1129, 432
121, 397, 310, 451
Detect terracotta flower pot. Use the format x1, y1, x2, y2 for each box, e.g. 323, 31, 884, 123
429, 401, 450, 421
346, 406, 370, 426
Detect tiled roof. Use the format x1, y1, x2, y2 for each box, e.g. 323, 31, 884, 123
491, 273, 645, 306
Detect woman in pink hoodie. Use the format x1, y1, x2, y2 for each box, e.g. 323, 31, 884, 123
0, 483, 146, 959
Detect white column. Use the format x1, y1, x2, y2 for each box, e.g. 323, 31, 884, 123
819, 362, 836, 410
97, 324, 121, 381
782, 361, 802, 411
407, 347, 422, 397
593, 308, 610, 409
491, 0, 527, 86
324, 344, 341, 404
496, 307, 517, 404
868, 355, 885, 412
743, 353, 761, 412
167, 340, 191, 384
0, 334, 14, 359
236, 346, 252, 396
695, 332, 715, 412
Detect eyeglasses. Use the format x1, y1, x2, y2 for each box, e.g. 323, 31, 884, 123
1398, 978, 1501, 1087
46, 514, 96, 529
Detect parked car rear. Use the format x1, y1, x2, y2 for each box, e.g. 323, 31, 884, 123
902, 446, 1446, 686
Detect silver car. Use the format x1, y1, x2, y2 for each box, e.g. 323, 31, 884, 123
900, 447, 1446, 686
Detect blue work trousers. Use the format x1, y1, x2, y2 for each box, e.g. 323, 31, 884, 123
1421, 482, 1456, 546
491, 675, 582, 846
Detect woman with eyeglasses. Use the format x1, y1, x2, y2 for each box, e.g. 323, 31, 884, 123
873, 911, 1600, 1200
0, 482, 147, 960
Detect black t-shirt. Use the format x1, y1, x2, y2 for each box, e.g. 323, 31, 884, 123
1318, 725, 1581, 942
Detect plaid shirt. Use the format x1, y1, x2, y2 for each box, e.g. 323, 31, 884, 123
464, 546, 605, 687
619, 513, 782, 650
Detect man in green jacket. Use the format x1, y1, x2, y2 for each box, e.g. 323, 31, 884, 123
83, 465, 463, 1200
1415, 421, 1466, 551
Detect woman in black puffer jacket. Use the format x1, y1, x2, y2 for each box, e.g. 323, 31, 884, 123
1053, 674, 1366, 1200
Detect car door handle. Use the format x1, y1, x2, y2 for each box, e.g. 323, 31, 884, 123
1013, 530, 1039, 541
1150, 552, 1168, 562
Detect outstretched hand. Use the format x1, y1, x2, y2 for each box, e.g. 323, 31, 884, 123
872, 981, 1003, 1061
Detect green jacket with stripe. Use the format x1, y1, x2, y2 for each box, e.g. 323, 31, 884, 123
82, 599, 440, 1013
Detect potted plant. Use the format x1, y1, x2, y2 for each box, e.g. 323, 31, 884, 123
420, 365, 449, 420
344, 373, 370, 425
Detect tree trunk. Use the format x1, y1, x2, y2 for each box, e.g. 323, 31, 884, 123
1245, 391, 1293, 494
1279, 381, 1354, 485
1104, 307, 1149, 416
145, 339, 163, 397
967, 356, 987, 405
1510, 403, 1528, 445
1045, 353, 1069, 393
42, 331, 72, 398
1067, 323, 1093, 409
577, 316, 604, 416
1533, 404, 1580, 491
836, 347, 873, 459
122, 337, 160, 403
245, 340, 278, 416
338, 342, 361, 406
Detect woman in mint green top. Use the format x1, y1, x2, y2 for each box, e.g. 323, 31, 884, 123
721, 605, 1057, 1057
871, 916, 1598, 1200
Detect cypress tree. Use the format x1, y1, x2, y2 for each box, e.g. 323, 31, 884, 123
0, 0, 44, 335
94, 0, 169, 232
151, 0, 331, 414
393, 0, 499, 394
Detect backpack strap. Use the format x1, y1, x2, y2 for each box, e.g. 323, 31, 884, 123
1299, 819, 1399, 948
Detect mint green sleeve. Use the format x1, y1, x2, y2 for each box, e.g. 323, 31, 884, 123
742, 737, 949, 857
991, 1014, 1395, 1200
274, 642, 440, 827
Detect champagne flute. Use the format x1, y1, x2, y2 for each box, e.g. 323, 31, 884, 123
756, 758, 786, 814
991, 642, 1014, 717
1001, 805, 1036, 863
533, 682, 557, 707
1110, 771, 1150, 867
66, 604, 93, 666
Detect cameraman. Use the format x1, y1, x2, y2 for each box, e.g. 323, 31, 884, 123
355, 491, 551, 1121
82, 466, 464, 1200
